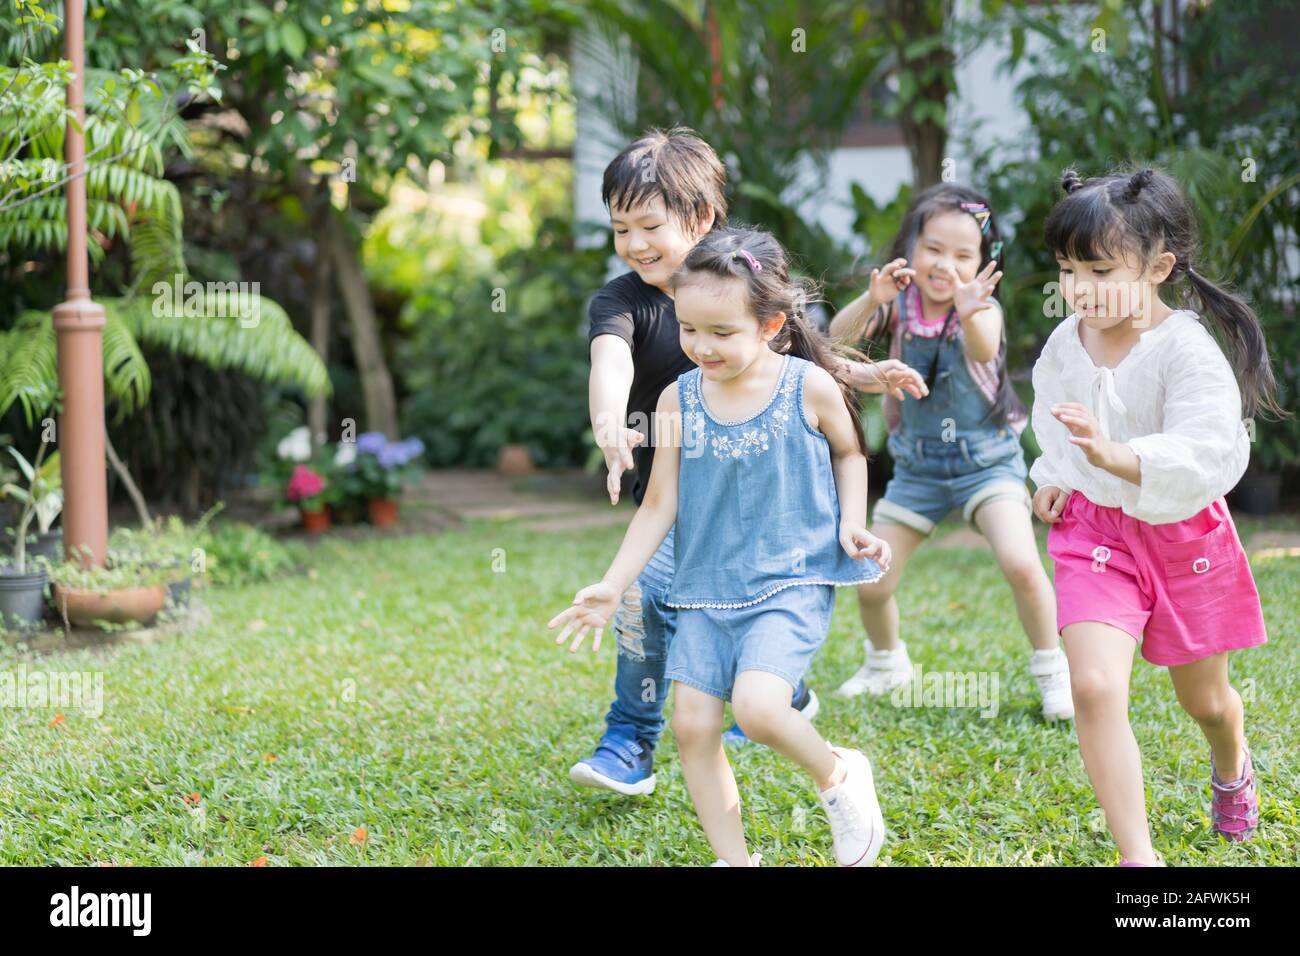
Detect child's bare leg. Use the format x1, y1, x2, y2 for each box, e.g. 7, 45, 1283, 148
1168, 652, 1246, 781
671, 683, 748, 864
974, 498, 1058, 651
1063, 621, 1157, 863
855, 521, 926, 652
732, 670, 840, 789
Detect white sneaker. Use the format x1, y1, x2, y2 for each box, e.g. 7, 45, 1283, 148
1030, 648, 1074, 721
819, 746, 885, 867
834, 642, 913, 698
710, 852, 762, 867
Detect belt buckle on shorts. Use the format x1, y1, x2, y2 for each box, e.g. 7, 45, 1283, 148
1193, 556, 1210, 574
1091, 545, 1111, 574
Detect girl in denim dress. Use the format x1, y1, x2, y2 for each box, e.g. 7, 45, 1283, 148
550, 226, 890, 866
829, 184, 1073, 721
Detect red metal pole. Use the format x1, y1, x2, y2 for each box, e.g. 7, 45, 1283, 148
52, 0, 108, 568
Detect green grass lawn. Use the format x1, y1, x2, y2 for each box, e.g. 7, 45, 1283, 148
1, 517, 1296, 865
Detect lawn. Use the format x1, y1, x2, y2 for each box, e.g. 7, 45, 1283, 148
1, 516, 1296, 865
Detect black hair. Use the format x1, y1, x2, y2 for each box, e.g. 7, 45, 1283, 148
1045, 166, 1284, 420
882, 182, 1024, 427
670, 225, 869, 455
601, 127, 728, 235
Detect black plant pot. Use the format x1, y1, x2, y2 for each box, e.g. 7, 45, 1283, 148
2, 527, 63, 563
0, 568, 49, 630
1233, 470, 1282, 516
167, 575, 192, 609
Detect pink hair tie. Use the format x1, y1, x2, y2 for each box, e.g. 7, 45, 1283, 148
733, 248, 763, 273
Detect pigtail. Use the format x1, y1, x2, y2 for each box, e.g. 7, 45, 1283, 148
778, 310, 870, 456
1186, 267, 1286, 420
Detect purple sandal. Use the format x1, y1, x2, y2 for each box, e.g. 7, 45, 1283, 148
1211, 747, 1259, 841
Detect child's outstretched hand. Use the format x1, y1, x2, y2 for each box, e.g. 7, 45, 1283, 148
867, 258, 916, 305
870, 358, 929, 400
949, 260, 1003, 320
1032, 485, 1069, 524
1052, 402, 1114, 470
840, 526, 892, 572
548, 582, 620, 653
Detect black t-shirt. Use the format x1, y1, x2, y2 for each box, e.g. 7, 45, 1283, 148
587, 271, 696, 505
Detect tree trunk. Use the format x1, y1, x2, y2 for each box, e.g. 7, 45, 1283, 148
104, 428, 152, 527
308, 205, 333, 450
323, 209, 399, 439
887, 0, 954, 189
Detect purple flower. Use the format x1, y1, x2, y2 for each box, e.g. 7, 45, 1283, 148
356, 432, 387, 456
374, 445, 396, 469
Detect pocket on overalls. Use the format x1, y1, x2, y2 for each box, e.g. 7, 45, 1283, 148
967, 432, 1018, 469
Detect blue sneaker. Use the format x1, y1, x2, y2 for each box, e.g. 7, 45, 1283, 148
724, 680, 820, 747
568, 734, 656, 796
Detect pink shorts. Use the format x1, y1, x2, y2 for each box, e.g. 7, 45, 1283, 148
1046, 492, 1267, 666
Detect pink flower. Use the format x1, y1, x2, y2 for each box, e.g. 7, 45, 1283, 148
286, 465, 325, 503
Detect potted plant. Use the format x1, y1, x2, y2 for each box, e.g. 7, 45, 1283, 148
349, 433, 425, 527
286, 464, 331, 532
1, 446, 64, 562
50, 550, 171, 628
0, 443, 55, 630
109, 504, 223, 611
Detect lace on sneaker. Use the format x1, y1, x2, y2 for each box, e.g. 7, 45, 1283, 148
824, 792, 865, 835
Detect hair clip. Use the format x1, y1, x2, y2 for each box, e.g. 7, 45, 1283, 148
989, 239, 1003, 261
960, 201, 992, 235
732, 248, 763, 273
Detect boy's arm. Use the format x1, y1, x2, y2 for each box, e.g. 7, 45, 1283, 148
597, 383, 681, 595
589, 334, 643, 505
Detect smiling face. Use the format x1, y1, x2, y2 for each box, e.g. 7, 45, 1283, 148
611, 195, 710, 293
910, 210, 984, 305
674, 275, 783, 382
1056, 247, 1174, 330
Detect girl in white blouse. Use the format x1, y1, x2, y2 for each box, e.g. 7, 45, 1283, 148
1030, 167, 1284, 865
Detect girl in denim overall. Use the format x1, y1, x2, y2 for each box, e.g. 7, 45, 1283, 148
550, 226, 891, 866
829, 184, 1073, 721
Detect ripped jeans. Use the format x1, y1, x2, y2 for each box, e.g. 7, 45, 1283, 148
603, 526, 676, 749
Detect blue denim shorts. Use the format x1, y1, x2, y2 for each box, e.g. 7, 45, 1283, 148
664, 584, 835, 701
875, 429, 1031, 536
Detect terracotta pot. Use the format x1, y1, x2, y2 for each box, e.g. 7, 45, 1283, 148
53, 583, 167, 627
367, 498, 399, 527
496, 443, 536, 475
299, 505, 331, 533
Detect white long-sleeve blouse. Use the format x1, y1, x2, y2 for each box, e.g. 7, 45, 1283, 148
1029, 310, 1251, 525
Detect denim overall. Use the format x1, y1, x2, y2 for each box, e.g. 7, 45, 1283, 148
881, 304, 1027, 531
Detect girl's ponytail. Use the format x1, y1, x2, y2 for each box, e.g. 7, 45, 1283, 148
1185, 267, 1285, 420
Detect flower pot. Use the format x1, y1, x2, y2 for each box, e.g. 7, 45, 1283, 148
52, 583, 167, 627
0, 568, 48, 630
1232, 470, 1282, 516
299, 505, 331, 534
496, 443, 536, 476
367, 498, 399, 527
167, 575, 192, 609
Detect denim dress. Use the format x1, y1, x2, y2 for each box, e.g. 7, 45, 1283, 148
877, 302, 1030, 535
662, 354, 884, 700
